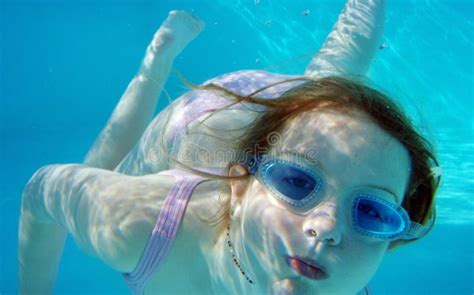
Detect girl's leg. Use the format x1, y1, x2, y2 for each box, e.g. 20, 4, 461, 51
305, 0, 386, 78
84, 11, 204, 170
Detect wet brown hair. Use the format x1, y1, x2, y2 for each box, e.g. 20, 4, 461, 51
175, 76, 440, 246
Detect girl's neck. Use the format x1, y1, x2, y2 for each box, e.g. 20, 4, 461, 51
203, 220, 266, 294
190, 179, 269, 293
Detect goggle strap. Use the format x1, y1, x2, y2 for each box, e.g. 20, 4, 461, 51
404, 222, 426, 240
402, 208, 436, 240
242, 154, 262, 175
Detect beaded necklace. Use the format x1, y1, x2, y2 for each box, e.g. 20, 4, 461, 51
225, 224, 254, 285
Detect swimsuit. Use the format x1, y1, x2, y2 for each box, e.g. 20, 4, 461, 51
115, 70, 306, 176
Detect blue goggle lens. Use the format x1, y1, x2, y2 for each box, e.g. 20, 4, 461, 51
356, 198, 402, 232
264, 163, 317, 201
353, 195, 408, 239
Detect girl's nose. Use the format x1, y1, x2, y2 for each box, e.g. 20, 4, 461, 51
302, 204, 342, 246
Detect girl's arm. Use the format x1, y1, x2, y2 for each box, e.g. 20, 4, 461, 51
18, 164, 169, 294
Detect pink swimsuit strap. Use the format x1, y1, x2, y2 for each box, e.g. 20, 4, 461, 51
123, 169, 209, 295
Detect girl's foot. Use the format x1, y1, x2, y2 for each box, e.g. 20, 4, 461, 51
151, 10, 205, 56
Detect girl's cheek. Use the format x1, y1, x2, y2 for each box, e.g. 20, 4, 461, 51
343, 237, 389, 274
349, 230, 392, 250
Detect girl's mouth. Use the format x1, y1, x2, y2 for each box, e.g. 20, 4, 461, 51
285, 256, 329, 280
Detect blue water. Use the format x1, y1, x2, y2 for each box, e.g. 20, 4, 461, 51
1, 0, 473, 294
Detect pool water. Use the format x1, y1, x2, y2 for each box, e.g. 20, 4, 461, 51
1, 0, 472, 294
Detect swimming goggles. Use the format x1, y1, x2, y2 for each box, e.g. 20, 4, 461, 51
242, 153, 434, 241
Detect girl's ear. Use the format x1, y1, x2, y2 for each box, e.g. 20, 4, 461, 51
228, 164, 250, 213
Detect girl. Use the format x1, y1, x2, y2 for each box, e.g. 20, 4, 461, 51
19, 1, 440, 294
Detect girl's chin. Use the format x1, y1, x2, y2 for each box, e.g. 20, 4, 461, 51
271, 279, 299, 295
271, 278, 317, 295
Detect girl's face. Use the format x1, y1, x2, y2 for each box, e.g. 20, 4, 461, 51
231, 109, 411, 294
